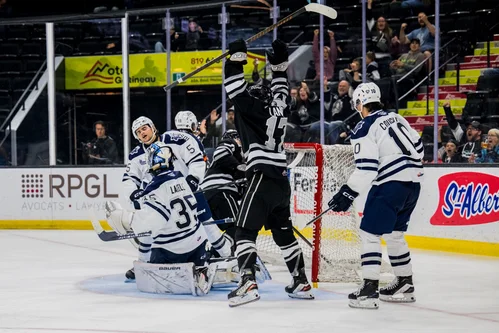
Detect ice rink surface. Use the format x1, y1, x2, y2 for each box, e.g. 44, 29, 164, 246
0, 230, 498, 333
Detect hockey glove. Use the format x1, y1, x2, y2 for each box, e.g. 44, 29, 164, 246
266, 39, 288, 72
228, 39, 247, 65
328, 184, 358, 212
186, 175, 200, 192
129, 189, 143, 210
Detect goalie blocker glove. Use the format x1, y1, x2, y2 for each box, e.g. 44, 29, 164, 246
228, 39, 247, 65
328, 184, 358, 212
266, 39, 288, 72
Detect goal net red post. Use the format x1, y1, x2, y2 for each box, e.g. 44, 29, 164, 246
256, 143, 392, 284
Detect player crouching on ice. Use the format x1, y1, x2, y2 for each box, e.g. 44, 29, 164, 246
109, 141, 217, 296
327, 82, 423, 309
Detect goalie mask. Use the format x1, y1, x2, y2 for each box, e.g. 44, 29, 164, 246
352, 82, 381, 116
147, 142, 174, 175
175, 111, 198, 132
247, 84, 272, 106
132, 116, 157, 144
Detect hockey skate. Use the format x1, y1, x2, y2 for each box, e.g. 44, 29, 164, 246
125, 268, 135, 282
285, 269, 314, 300
379, 276, 416, 303
228, 270, 260, 307
348, 279, 379, 309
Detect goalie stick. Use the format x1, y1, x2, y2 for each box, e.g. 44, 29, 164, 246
89, 215, 235, 242
163, 3, 337, 91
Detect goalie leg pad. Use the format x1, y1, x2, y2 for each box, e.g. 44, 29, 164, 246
133, 261, 197, 295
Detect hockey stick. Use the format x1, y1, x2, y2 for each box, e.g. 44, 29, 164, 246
90, 216, 235, 242
203, 218, 235, 225
163, 3, 337, 91
292, 226, 336, 266
303, 204, 337, 228
194, 178, 247, 194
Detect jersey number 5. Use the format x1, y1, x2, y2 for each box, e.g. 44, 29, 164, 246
170, 194, 197, 229
388, 123, 417, 156
265, 116, 287, 151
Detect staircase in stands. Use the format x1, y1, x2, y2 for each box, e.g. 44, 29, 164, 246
398, 33, 499, 133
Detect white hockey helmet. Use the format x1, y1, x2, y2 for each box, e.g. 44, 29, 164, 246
132, 116, 157, 143
175, 111, 198, 132
352, 82, 381, 113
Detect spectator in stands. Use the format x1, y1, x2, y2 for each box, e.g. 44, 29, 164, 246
340, 53, 381, 89
313, 29, 337, 81
397, 0, 428, 10
203, 107, 237, 148
390, 38, 425, 76
399, 12, 435, 73
155, 28, 180, 52
325, 80, 360, 129
83, 121, 119, 165
185, 19, 203, 51
340, 58, 363, 89
367, 1, 395, 58
366, 52, 381, 81
441, 139, 466, 163
289, 82, 321, 125
443, 102, 483, 160
470, 129, 499, 163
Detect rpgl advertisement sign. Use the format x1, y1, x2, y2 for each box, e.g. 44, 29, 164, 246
0, 168, 123, 220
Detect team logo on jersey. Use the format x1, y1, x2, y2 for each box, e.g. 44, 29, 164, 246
431, 172, 499, 226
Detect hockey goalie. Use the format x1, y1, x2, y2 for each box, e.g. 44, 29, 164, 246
104, 141, 269, 295
106, 141, 218, 296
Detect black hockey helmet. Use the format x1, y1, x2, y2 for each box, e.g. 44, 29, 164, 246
247, 84, 272, 106
222, 129, 239, 141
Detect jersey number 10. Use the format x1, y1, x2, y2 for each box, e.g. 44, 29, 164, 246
388, 123, 417, 156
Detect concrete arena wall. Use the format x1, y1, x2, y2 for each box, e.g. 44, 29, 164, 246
1, 166, 498, 257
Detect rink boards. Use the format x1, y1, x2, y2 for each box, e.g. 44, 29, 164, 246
0, 166, 498, 257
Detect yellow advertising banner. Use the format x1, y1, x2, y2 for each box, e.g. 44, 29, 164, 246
65, 51, 266, 90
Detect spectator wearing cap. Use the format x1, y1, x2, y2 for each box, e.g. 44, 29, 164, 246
399, 12, 436, 73
442, 101, 483, 160
470, 129, 499, 163
441, 139, 466, 163
461, 120, 483, 160
390, 38, 426, 76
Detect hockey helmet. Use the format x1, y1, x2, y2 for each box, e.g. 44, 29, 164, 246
222, 129, 241, 147
175, 111, 198, 132
132, 116, 157, 143
352, 82, 381, 113
147, 142, 174, 174
247, 84, 272, 106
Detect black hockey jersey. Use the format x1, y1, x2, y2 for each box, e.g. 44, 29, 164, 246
200, 138, 245, 199
223, 60, 289, 179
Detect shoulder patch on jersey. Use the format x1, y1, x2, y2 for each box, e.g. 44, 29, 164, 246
163, 131, 189, 145
128, 145, 145, 160
351, 110, 388, 140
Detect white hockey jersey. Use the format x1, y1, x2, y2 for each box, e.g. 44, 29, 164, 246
133, 170, 207, 254
122, 130, 207, 208
347, 110, 424, 195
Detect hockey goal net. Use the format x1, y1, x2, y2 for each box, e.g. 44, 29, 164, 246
256, 143, 392, 284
